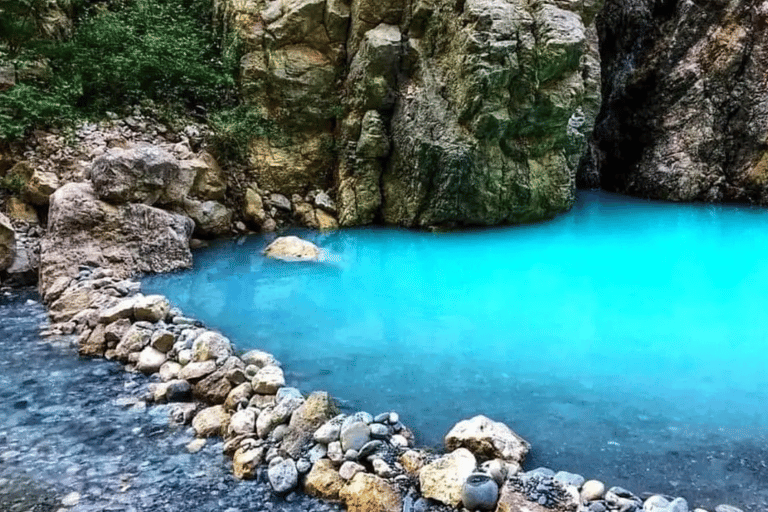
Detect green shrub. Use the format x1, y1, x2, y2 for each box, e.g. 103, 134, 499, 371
209, 105, 282, 164
0, 170, 26, 194
0, 0, 237, 141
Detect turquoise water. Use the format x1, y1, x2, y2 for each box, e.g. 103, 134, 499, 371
144, 191, 768, 509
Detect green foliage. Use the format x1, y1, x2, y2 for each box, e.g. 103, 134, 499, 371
0, 82, 77, 140
0, 0, 237, 141
209, 105, 282, 164
0, 170, 26, 194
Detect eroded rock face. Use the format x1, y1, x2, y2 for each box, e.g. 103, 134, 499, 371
40, 182, 194, 290
217, 0, 602, 227
0, 212, 15, 271
582, 0, 768, 204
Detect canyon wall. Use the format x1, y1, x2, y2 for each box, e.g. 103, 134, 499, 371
217, 0, 603, 227
581, 0, 768, 203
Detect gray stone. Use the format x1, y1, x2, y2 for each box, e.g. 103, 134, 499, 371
339, 461, 366, 481
178, 360, 216, 381
340, 421, 371, 452
715, 506, 744, 512
252, 365, 285, 394
461, 472, 499, 511
369, 423, 390, 439
136, 346, 167, 374
314, 414, 345, 444
267, 458, 298, 493
554, 471, 585, 489
358, 440, 384, 459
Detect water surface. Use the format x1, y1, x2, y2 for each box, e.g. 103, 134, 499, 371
144, 191, 768, 510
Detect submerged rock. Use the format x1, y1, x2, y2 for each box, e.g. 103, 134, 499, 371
263, 236, 322, 262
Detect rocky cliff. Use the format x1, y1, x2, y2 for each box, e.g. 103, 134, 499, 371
581, 0, 768, 203
218, 0, 603, 227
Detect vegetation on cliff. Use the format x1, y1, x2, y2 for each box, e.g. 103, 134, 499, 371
0, 0, 237, 143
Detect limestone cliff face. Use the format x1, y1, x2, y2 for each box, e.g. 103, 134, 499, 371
217, 0, 603, 227
582, 0, 768, 203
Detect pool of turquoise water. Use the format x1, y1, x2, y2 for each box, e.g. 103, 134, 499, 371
143, 191, 768, 510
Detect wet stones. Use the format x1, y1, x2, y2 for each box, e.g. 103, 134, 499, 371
267, 457, 299, 493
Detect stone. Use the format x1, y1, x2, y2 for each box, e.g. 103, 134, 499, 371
163, 379, 192, 402
23, 169, 59, 205
715, 506, 744, 512
114, 324, 151, 362
178, 360, 217, 381
263, 236, 321, 262
554, 471, 585, 489
372, 458, 395, 478
340, 421, 371, 453
225, 382, 253, 412
581, 480, 606, 501
189, 152, 227, 201
327, 441, 343, 463
268, 457, 299, 493
314, 414, 345, 444
136, 346, 167, 374
281, 391, 339, 458
89, 145, 180, 205
445, 415, 530, 464
5, 197, 38, 224
256, 392, 304, 438
369, 423, 389, 439
40, 182, 193, 291
186, 438, 207, 453
228, 408, 257, 437
339, 473, 402, 512
339, 460, 366, 481
252, 365, 285, 394
133, 295, 170, 323
240, 349, 280, 368
0, 212, 16, 271
61, 491, 80, 507
233, 446, 264, 479
418, 448, 477, 507
243, 189, 267, 228
151, 330, 175, 353
192, 405, 230, 438
104, 318, 131, 348
304, 459, 345, 500
399, 450, 425, 474
192, 331, 233, 362
79, 323, 106, 357
181, 198, 232, 238
193, 357, 242, 403
314, 191, 336, 213
99, 296, 139, 324
461, 472, 499, 511
269, 193, 292, 211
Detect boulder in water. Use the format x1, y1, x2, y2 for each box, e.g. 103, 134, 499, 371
445, 415, 530, 464
263, 236, 321, 262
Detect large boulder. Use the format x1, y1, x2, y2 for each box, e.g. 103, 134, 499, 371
0, 212, 16, 271
192, 405, 230, 438
180, 198, 232, 238
39, 182, 194, 290
89, 145, 181, 205
418, 448, 477, 507
263, 236, 321, 262
445, 415, 530, 464
583, 0, 768, 206
339, 473, 402, 512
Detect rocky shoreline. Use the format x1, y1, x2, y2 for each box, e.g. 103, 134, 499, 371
7, 246, 746, 512
0, 127, 751, 512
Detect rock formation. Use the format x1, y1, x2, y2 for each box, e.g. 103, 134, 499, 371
217, 0, 603, 227
582, 0, 768, 204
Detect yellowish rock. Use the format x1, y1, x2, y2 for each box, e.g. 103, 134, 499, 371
418, 448, 476, 507
339, 473, 401, 512
304, 459, 345, 501
399, 450, 426, 475
192, 405, 230, 438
